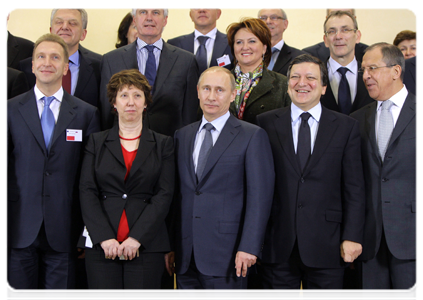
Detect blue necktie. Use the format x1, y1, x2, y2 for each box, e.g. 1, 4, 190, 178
145, 45, 157, 89
337, 67, 352, 114
297, 112, 311, 172
268, 47, 279, 71
196, 36, 209, 74
41, 96, 55, 151
196, 123, 214, 181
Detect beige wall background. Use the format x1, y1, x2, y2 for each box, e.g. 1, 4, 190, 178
7, 9, 416, 56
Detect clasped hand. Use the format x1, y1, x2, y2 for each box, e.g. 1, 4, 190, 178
101, 237, 141, 260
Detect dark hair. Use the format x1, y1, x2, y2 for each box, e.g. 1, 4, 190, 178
107, 69, 153, 117
324, 10, 358, 33
287, 54, 328, 87
116, 12, 134, 48
365, 42, 405, 80
33, 33, 69, 63
393, 30, 416, 46
226, 17, 272, 67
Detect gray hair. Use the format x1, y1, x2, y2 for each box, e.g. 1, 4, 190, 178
51, 9, 88, 29
132, 9, 169, 17
365, 42, 405, 80
257, 9, 287, 20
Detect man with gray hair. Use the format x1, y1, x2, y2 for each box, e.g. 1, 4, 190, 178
258, 8, 305, 75
19, 9, 102, 108
99, 9, 199, 136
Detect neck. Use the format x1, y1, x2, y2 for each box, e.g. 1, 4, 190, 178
119, 119, 143, 138
195, 25, 215, 35
68, 45, 78, 57
36, 82, 62, 97
331, 53, 355, 67
139, 36, 161, 45
271, 36, 282, 47
239, 62, 262, 74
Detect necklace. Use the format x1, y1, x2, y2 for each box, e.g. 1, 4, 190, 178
119, 134, 141, 141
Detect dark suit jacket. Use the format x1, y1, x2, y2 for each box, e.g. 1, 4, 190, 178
7, 31, 34, 70
8, 89, 100, 253
173, 115, 274, 276
7, 67, 29, 99
321, 60, 374, 114
19, 45, 102, 108
167, 30, 233, 70
404, 56, 416, 95
256, 105, 365, 268
99, 40, 200, 136
271, 43, 306, 76
302, 42, 368, 62
229, 67, 290, 125
350, 93, 415, 261
79, 125, 174, 252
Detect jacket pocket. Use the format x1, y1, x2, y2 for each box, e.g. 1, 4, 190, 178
325, 210, 342, 223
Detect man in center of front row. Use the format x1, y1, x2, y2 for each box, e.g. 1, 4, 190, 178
256, 54, 365, 289
170, 67, 275, 289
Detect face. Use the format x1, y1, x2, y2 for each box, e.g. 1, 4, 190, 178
32, 41, 69, 88
397, 39, 416, 59
361, 47, 401, 101
198, 70, 237, 122
50, 9, 87, 51
127, 24, 139, 44
323, 15, 361, 62
114, 85, 146, 123
288, 62, 327, 111
133, 9, 167, 43
259, 9, 288, 41
190, 9, 221, 29
234, 28, 267, 72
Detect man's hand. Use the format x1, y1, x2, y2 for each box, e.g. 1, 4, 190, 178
235, 251, 257, 277
165, 251, 175, 276
341, 240, 362, 263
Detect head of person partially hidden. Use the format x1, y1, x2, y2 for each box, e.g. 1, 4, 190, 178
107, 69, 153, 118
197, 67, 237, 122
286, 54, 329, 111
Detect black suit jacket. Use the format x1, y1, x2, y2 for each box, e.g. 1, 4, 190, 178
79, 124, 174, 253
7, 31, 34, 70
257, 105, 365, 268
302, 42, 368, 62
8, 89, 100, 253
99, 40, 200, 136
7, 67, 29, 99
350, 93, 415, 261
167, 30, 233, 70
321, 60, 374, 114
19, 45, 102, 108
403, 56, 416, 95
271, 43, 306, 76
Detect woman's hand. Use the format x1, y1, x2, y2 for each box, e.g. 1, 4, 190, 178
101, 239, 120, 260
118, 237, 141, 260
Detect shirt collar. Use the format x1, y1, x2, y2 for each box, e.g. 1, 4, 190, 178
377, 85, 408, 110
194, 27, 217, 40
34, 85, 64, 103
69, 50, 80, 66
198, 111, 230, 134
137, 37, 164, 51
328, 56, 358, 75
272, 39, 285, 51
291, 102, 322, 123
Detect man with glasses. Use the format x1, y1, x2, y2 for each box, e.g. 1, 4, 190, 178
321, 10, 373, 115
258, 9, 305, 75
351, 43, 415, 289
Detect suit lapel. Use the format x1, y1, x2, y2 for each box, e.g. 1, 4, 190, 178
74, 51, 93, 98
122, 42, 139, 70
154, 41, 177, 97
185, 122, 200, 186
127, 126, 155, 182
273, 44, 291, 74
388, 93, 415, 150
184, 33, 195, 52
49, 93, 77, 149
104, 125, 126, 168
363, 102, 380, 164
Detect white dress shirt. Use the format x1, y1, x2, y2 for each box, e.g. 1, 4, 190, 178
327, 57, 358, 105
34, 85, 64, 123
291, 102, 322, 154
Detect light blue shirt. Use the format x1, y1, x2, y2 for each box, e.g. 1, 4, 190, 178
291, 102, 321, 154
192, 111, 230, 172
136, 38, 163, 74
68, 51, 80, 96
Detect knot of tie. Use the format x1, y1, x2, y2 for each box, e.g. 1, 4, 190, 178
272, 47, 279, 54
145, 45, 155, 53
300, 112, 311, 122
197, 36, 209, 46
44, 96, 55, 107
337, 67, 349, 76
203, 122, 214, 132
381, 100, 394, 111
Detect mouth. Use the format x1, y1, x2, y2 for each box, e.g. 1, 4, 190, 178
295, 90, 310, 93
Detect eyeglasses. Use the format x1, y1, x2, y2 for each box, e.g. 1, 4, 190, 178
358, 64, 397, 73
324, 28, 357, 37
258, 15, 285, 21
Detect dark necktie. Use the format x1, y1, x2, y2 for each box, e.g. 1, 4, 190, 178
337, 67, 352, 114
145, 45, 157, 89
62, 61, 72, 94
196, 123, 214, 181
196, 36, 209, 74
377, 100, 394, 161
41, 96, 56, 151
297, 112, 311, 172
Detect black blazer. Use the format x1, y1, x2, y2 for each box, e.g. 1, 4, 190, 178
257, 105, 365, 268
7, 31, 34, 70
167, 30, 233, 70
230, 67, 291, 125
79, 125, 175, 253
271, 43, 306, 76
7, 67, 29, 99
404, 56, 416, 95
19, 45, 102, 108
321, 60, 374, 114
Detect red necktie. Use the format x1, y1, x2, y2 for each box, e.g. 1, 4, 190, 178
62, 65, 72, 94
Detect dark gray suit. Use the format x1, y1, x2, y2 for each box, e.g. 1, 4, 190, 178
271, 43, 306, 76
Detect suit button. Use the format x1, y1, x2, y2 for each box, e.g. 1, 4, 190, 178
103, 195, 107, 199
45, 172, 50, 176
195, 191, 201, 195
300, 177, 305, 183
382, 178, 389, 182
298, 203, 303, 208
122, 194, 128, 199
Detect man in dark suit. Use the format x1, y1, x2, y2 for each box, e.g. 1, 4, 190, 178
256, 54, 365, 289
100, 9, 199, 135
351, 43, 415, 289
320, 10, 373, 115
258, 9, 305, 76
7, 33, 100, 289
168, 9, 233, 73
7, 67, 29, 99
7, 30, 34, 70
171, 67, 274, 289
302, 9, 368, 63
403, 56, 416, 95
19, 9, 101, 108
